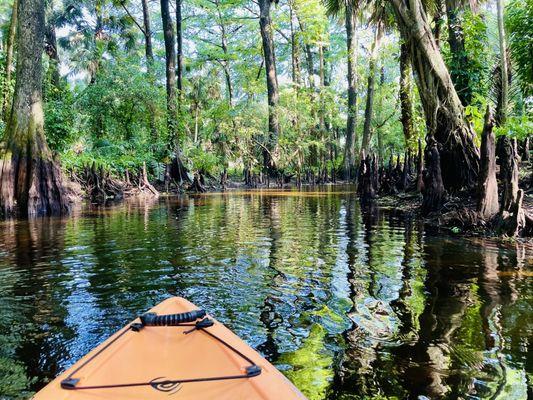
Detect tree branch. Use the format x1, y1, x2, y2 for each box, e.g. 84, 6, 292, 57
120, 2, 146, 37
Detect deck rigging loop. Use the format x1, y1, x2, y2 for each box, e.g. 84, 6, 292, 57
60, 310, 262, 391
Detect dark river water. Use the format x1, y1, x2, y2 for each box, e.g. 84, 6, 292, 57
0, 187, 531, 399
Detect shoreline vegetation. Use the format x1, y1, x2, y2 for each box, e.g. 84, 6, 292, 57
66, 155, 532, 239
0, 0, 532, 238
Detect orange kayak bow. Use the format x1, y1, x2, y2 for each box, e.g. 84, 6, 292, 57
33, 297, 306, 400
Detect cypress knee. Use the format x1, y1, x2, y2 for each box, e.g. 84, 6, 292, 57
477, 107, 499, 219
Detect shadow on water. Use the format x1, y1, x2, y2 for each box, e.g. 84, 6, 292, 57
0, 188, 531, 399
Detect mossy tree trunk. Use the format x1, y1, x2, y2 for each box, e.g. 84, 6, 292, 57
390, 0, 480, 192
0, 0, 69, 217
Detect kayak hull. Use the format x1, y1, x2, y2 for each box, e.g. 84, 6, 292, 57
33, 297, 305, 400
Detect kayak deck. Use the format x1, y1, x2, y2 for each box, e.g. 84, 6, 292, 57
33, 297, 305, 399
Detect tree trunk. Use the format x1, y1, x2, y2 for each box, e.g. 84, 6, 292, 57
497, 189, 526, 236
296, 15, 315, 88
499, 137, 519, 212
318, 44, 326, 132
477, 106, 499, 219
214, 2, 233, 106
258, 0, 280, 175
141, 0, 154, 66
139, 162, 158, 196
422, 138, 445, 213
433, 0, 444, 47
176, 0, 184, 96
360, 23, 383, 157
390, 0, 480, 191
522, 137, 530, 161
289, 2, 301, 86
160, 0, 177, 146
161, 0, 189, 185
445, 0, 471, 106
44, 2, 60, 89
399, 42, 414, 146
416, 138, 424, 192
304, 42, 314, 88
141, 0, 157, 141
2, 0, 18, 121
495, 0, 509, 126
0, 0, 69, 217
343, 2, 358, 180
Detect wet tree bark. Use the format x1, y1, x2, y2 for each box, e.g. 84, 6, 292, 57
399, 42, 414, 146
416, 138, 424, 192
390, 0, 480, 192
0, 0, 69, 217
360, 23, 383, 157
258, 0, 280, 176
522, 137, 530, 162
357, 153, 376, 202
2, 0, 18, 121
343, 2, 358, 180
477, 106, 499, 219
422, 138, 445, 213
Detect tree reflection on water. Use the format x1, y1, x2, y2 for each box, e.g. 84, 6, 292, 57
0, 189, 530, 399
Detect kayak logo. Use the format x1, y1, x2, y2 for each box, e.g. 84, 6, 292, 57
150, 377, 183, 395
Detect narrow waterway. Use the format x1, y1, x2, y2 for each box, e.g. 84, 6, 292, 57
0, 187, 531, 399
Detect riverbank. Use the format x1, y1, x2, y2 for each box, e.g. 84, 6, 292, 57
65, 162, 533, 239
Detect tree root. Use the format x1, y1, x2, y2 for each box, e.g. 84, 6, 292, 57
72, 162, 159, 204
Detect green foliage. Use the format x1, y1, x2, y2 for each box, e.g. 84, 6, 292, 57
1, 0, 530, 183
494, 114, 533, 140
506, 0, 533, 96
442, 10, 490, 105
45, 86, 77, 153
462, 11, 490, 101
78, 59, 164, 142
